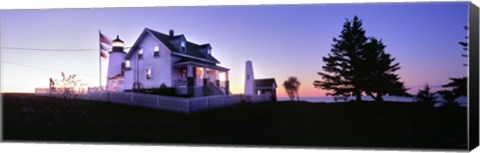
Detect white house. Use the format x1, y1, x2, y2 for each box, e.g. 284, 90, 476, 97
106, 28, 230, 97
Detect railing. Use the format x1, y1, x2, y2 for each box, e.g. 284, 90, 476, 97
195, 78, 203, 86
188, 94, 243, 113
35, 86, 272, 113
78, 91, 191, 113
35, 89, 248, 114
35, 88, 51, 95
174, 79, 188, 86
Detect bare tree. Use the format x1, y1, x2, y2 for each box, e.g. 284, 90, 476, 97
283, 76, 301, 101
54, 72, 82, 98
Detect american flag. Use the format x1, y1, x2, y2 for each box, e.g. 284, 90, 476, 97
99, 32, 111, 59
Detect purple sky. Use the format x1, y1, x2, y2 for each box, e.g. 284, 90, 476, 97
0, 2, 468, 97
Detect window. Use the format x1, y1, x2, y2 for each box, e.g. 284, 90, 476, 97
138, 48, 143, 59
154, 46, 160, 57
123, 60, 131, 72
125, 60, 130, 68
146, 68, 152, 80
206, 48, 211, 57
180, 40, 186, 53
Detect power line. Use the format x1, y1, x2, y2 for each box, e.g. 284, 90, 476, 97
1, 47, 131, 52
1, 47, 96, 52
1, 60, 106, 78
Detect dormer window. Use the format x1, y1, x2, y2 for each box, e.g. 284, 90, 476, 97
180, 40, 186, 53
207, 48, 211, 55
138, 48, 143, 59
154, 46, 160, 57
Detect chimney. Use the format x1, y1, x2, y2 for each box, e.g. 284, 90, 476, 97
169, 29, 174, 38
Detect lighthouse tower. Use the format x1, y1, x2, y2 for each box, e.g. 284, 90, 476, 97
244, 60, 256, 95
106, 35, 126, 91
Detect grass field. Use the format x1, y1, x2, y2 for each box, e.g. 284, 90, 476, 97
2, 93, 467, 150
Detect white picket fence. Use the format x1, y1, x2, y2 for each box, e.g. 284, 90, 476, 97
34, 88, 272, 114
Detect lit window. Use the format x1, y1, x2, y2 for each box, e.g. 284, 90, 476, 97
125, 60, 130, 68
138, 48, 143, 59
219, 72, 226, 81
146, 68, 152, 80
180, 41, 186, 52
154, 46, 160, 57
112, 41, 123, 47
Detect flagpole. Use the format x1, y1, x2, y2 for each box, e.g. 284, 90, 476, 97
99, 30, 102, 90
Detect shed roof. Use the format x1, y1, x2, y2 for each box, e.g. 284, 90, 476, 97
255, 78, 277, 89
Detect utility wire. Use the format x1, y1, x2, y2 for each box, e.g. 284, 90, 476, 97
1, 47, 131, 52
1, 47, 96, 52
1, 60, 107, 78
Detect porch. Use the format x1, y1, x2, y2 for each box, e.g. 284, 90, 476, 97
173, 61, 230, 96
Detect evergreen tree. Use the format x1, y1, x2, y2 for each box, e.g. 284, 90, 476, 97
314, 16, 368, 101
442, 77, 467, 97
415, 84, 437, 107
441, 26, 468, 99
437, 90, 461, 108
458, 26, 468, 67
314, 16, 407, 102
362, 38, 408, 102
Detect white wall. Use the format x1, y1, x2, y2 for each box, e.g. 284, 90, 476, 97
124, 67, 134, 90
107, 51, 126, 78
124, 33, 173, 89
170, 56, 184, 86
244, 61, 255, 95
106, 51, 126, 90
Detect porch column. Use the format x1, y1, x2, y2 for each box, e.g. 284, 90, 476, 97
225, 71, 230, 95
187, 65, 195, 97
203, 67, 208, 87
215, 70, 220, 87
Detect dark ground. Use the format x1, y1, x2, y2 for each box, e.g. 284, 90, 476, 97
2, 93, 467, 150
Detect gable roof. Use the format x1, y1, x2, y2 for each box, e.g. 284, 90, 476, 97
255, 78, 277, 89
125, 28, 220, 64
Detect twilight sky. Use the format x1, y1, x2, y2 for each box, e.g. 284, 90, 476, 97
0, 2, 469, 97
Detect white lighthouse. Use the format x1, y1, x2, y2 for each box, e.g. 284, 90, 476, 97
106, 35, 126, 91
244, 60, 256, 95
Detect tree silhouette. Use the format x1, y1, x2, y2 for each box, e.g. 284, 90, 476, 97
415, 84, 437, 107
437, 90, 461, 108
442, 77, 467, 97
54, 72, 82, 98
314, 16, 368, 101
458, 26, 468, 67
283, 76, 301, 101
440, 26, 468, 100
362, 38, 408, 102
314, 16, 407, 102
